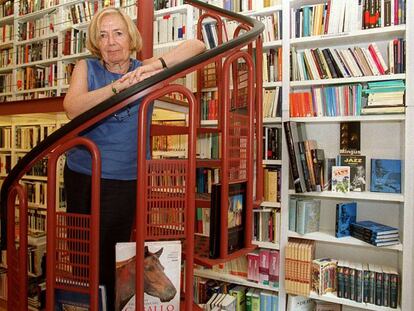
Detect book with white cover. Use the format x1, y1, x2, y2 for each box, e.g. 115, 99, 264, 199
115, 240, 181, 311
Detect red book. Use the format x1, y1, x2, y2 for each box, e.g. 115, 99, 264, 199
368, 44, 385, 74
324, 1, 331, 34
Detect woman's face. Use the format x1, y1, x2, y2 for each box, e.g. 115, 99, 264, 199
98, 13, 131, 65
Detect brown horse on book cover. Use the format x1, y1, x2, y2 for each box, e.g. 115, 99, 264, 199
115, 246, 177, 310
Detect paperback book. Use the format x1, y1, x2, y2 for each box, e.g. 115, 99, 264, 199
350, 220, 398, 236
115, 241, 181, 311
335, 202, 357, 238
209, 181, 247, 258
370, 159, 401, 193
338, 155, 366, 191
331, 166, 350, 193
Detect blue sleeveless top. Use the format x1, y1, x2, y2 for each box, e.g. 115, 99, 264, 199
66, 58, 146, 180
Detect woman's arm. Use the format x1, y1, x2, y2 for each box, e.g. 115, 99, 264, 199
120, 39, 206, 83
63, 59, 141, 119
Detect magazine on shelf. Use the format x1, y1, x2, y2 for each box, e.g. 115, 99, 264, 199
115, 240, 181, 311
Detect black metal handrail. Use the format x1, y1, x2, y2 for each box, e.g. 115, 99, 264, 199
0, 0, 264, 248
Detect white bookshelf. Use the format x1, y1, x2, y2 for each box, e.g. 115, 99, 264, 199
194, 268, 280, 293
309, 292, 402, 311
283, 0, 413, 310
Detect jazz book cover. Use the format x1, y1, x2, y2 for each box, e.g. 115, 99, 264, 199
331, 166, 350, 193
115, 240, 181, 311
370, 159, 401, 193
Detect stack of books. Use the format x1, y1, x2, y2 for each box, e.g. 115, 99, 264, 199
350, 220, 399, 247
361, 80, 405, 115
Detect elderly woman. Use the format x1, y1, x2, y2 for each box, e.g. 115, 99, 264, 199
63, 6, 205, 309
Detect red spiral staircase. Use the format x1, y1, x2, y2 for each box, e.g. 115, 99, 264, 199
0, 1, 265, 310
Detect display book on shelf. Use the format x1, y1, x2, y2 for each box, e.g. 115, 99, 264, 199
283, 0, 412, 310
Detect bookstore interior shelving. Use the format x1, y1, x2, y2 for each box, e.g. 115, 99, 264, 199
0, 0, 413, 310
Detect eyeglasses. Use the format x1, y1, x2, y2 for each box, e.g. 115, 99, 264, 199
113, 105, 131, 122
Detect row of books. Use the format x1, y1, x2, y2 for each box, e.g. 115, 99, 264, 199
361, 79, 405, 114
197, 133, 220, 159
22, 181, 47, 206
290, 0, 406, 39
0, 1, 13, 18
16, 37, 58, 65
205, 293, 237, 310
0, 24, 13, 43
290, 84, 363, 118
153, 13, 187, 45
285, 239, 316, 296
27, 208, 47, 235
263, 167, 280, 203
289, 198, 321, 235
0, 153, 11, 175
263, 126, 281, 160
62, 29, 87, 56
0, 48, 12, 68
206, 0, 249, 13
19, 0, 59, 16
153, 0, 185, 10
196, 167, 220, 195
312, 258, 399, 308
18, 13, 57, 41
0, 73, 12, 93
291, 40, 405, 83
16, 64, 58, 91
0, 127, 11, 148
253, 208, 281, 243
263, 88, 281, 119
63, 62, 75, 85
350, 220, 400, 247
200, 91, 219, 121
263, 48, 282, 83
247, 249, 280, 288
251, 11, 282, 43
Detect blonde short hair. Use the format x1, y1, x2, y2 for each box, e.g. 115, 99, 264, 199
86, 7, 143, 58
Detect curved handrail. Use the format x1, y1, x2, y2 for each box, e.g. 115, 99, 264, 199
0, 0, 264, 248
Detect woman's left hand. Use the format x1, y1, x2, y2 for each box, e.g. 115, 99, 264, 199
119, 63, 163, 85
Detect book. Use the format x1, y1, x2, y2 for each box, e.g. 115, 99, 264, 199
115, 240, 181, 311
335, 202, 357, 238
315, 301, 342, 311
296, 199, 321, 235
331, 166, 350, 193
286, 295, 314, 311
338, 155, 366, 191
209, 181, 247, 258
339, 122, 360, 155
311, 258, 337, 295
350, 220, 399, 236
55, 286, 107, 311
370, 159, 402, 193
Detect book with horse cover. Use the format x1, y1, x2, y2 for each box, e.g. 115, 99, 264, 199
115, 240, 181, 311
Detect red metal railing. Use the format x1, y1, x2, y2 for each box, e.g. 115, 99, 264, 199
1, 1, 264, 310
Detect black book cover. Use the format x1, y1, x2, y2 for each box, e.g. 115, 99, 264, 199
209, 181, 247, 259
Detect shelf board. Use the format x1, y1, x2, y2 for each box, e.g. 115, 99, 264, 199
289, 190, 404, 202
288, 230, 403, 251
15, 32, 58, 46
0, 66, 14, 73
263, 40, 282, 49
16, 57, 60, 68
290, 74, 406, 87
194, 268, 279, 292
290, 25, 406, 49
263, 81, 282, 88
16, 5, 61, 22
0, 15, 13, 25
154, 4, 191, 16
252, 240, 280, 250
200, 120, 218, 127
309, 291, 401, 311
22, 175, 48, 181
196, 159, 221, 167
0, 41, 13, 49
263, 159, 282, 165
260, 201, 281, 208
154, 40, 183, 50
194, 245, 257, 268
61, 51, 91, 61
263, 117, 282, 124
15, 86, 58, 95
290, 114, 406, 122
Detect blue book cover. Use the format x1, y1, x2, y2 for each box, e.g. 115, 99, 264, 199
55, 286, 106, 311
335, 202, 357, 238
351, 220, 398, 236
370, 159, 401, 193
